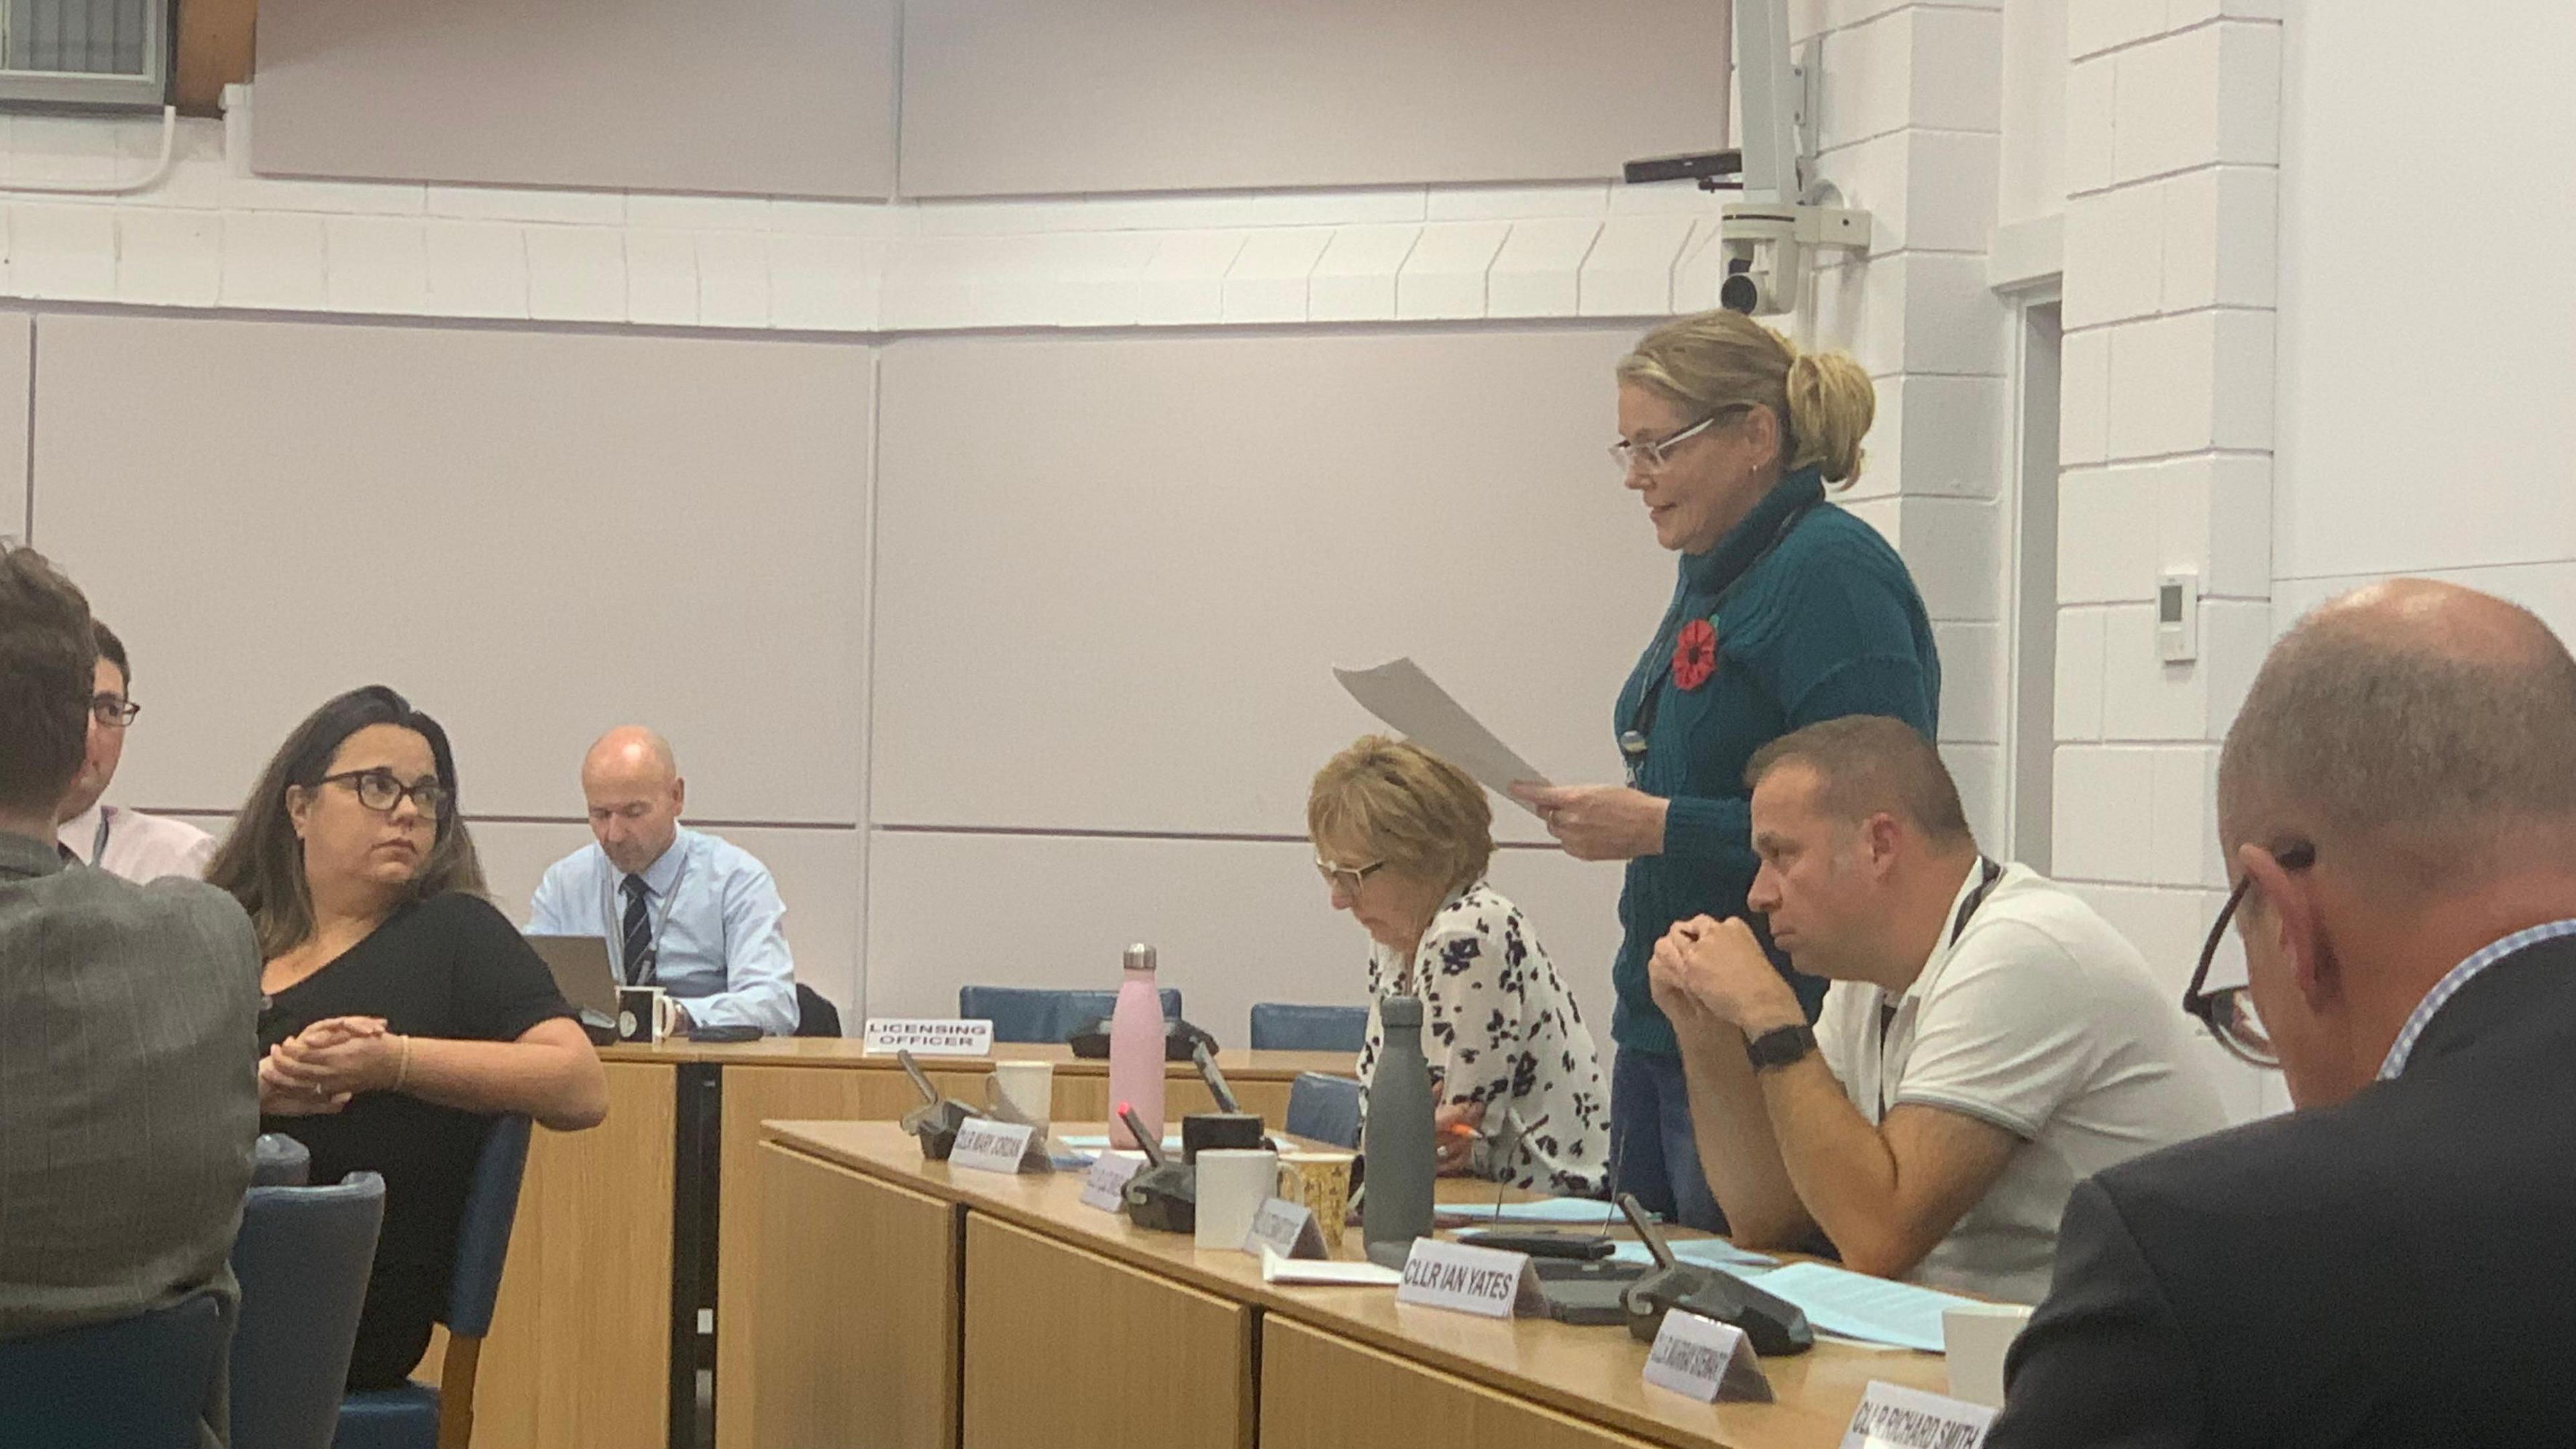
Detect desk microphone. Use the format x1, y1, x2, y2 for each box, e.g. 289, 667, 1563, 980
896, 1049, 974, 1162
1115, 1102, 1197, 1233
1617, 1191, 1812, 1356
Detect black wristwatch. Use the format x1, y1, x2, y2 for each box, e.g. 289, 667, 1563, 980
1744, 1023, 1818, 1073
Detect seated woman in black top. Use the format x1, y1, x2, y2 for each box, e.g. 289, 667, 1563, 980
208, 686, 609, 1390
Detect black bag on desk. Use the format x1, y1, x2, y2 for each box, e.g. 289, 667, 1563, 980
1067, 1016, 1219, 1062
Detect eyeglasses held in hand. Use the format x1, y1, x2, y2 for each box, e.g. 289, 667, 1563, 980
318, 768, 449, 820
2183, 839, 2316, 1069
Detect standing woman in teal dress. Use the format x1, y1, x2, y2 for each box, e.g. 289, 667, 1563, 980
1517, 311, 1941, 1229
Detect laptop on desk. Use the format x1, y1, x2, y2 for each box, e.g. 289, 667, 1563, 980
528, 933, 621, 1043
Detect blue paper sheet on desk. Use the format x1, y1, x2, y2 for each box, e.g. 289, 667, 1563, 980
1606, 1239, 1778, 1271
1750, 1261, 1983, 1352
1439, 1196, 1632, 1226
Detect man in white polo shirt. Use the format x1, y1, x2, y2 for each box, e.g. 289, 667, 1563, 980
54, 620, 216, 881
1651, 715, 2224, 1302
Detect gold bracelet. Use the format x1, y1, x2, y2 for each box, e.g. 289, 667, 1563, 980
395, 1034, 413, 1092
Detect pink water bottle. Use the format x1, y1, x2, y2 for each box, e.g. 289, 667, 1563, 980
1107, 943, 1166, 1149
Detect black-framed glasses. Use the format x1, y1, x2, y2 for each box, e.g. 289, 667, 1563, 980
89, 692, 140, 727
2184, 839, 2316, 1069
1315, 854, 1385, 895
1609, 405, 1746, 475
318, 768, 449, 820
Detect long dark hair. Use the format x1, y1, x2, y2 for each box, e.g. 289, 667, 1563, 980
207, 685, 488, 958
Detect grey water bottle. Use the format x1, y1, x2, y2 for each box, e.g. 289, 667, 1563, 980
1362, 994, 1438, 1268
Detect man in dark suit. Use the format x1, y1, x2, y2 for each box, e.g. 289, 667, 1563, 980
0, 547, 260, 1448
1989, 578, 2576, 1448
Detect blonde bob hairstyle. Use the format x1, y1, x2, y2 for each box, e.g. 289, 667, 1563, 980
1617, 309, 1876, 486
1306, 735, 1494, 896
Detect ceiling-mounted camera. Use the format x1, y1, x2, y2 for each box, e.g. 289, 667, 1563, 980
1620, 0, 1871, 317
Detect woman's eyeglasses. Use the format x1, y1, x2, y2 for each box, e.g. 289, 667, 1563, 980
319, 768, 449, 820
2183, 839, 2316, 1069
1315, 855, 1385, 895
1608, 405, 1746, 474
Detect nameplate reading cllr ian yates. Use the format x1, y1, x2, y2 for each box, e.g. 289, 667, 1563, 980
861, 1018, 995, 1057
1395, 1238, 1544, 1319
1840, 1381, 1996, 1449
947, 1118, 1036, 1175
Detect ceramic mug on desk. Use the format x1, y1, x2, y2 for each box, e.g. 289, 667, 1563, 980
1275, 1152, 1356, 1250
617, 985, 680, 1044
994, 1059, 1055, 1133
1195, 1148, 1279, 1249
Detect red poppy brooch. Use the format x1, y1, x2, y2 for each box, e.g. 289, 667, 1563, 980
1672, 618, 1719, 690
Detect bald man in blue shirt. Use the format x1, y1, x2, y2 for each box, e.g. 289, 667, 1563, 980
528, 727, 800, 1036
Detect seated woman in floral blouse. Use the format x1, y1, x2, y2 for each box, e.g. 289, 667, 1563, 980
1308, 735, 1609, 1194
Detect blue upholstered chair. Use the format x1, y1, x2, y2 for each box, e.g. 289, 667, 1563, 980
253, 1130, 314, 1187
331, 1116, 532, 1449
1284, 1072, 1366, 1149
1248, 1002, 1370, 1053
957, 985, 1183, 1044
0, 1291, 228, 1449
232, 1173, 387, 1449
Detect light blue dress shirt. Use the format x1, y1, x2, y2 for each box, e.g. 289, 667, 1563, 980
527, 826, 799, 1036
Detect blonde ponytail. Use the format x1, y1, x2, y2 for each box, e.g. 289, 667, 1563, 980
1783, 347, 1874, 484
1617, 309, 1877, 488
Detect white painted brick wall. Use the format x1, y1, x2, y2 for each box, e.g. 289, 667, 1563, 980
2055, 2, 2286, 1119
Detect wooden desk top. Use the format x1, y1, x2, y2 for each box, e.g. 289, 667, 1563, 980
763, 1120, 1947, 1449
600, 1040, 1353, 1079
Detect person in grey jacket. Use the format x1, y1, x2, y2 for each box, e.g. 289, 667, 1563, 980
0, 545, 260, 1448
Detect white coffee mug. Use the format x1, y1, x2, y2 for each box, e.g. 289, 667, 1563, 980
993, 1059, 1055, 1132
1193, 1148, 1279, 1249
1942, 1303, 2034, 1409
617, 985, 680, 1044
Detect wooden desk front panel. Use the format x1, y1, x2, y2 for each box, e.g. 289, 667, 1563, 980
716, 1063, 979, 1449
1262, 1317, 1660, 1449
961, 1213, 1253, 1449
455, 1060, 676, 1449
752, 1143, 961, 1449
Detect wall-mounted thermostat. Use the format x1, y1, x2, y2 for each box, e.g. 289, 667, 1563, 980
2157, 571, 2199, 664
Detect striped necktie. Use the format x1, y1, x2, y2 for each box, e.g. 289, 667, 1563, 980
621, 873, 655, 985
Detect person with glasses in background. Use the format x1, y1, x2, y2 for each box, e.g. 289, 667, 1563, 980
207, 686, 607, 1391
526, 725, 801, 1036
1310, 736, 1608, 1191
1509, 310, 1941, 1230
1651, 716, 2222, 1303
53, 620, 217, 879
1990, 579, 2576, 1449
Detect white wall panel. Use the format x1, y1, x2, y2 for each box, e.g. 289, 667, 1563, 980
870, 327, 1672, 843
898, 0, 1729, 198
2273, 0, 2576, 582
0, 311, 25, 541
254, 0, 900, 200
30, 314, 873, 824
864, 830, 1624, 1065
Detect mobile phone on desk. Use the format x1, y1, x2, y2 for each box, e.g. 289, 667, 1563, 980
1457, 1228, 1613, 1260
686, 1023, 761, 1043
